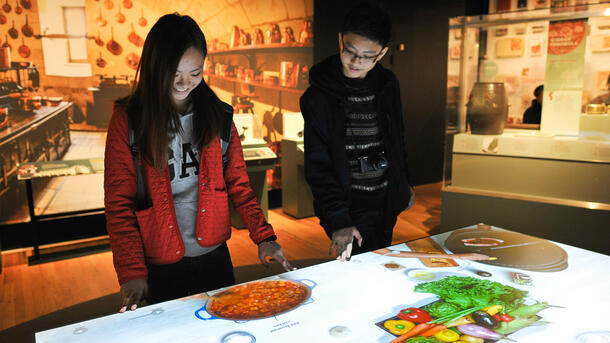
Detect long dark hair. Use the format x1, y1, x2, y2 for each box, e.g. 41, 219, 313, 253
122, 13, 225, 171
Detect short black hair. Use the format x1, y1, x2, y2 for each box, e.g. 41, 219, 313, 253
534, 85, 544, 97
341, 2, 391, 47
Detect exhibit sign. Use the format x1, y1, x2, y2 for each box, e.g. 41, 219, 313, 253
541, 19, 587, 135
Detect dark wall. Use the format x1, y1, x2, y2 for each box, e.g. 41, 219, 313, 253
313, 0, 486, 185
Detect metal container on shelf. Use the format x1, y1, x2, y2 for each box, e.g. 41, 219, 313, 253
466, 82, 509, 135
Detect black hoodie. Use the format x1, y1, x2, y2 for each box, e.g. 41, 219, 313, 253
299, 54, 412, 237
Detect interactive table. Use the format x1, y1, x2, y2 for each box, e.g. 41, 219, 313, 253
36, 225, 610, 342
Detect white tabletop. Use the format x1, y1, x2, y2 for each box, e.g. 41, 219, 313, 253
36, 225, 610, 343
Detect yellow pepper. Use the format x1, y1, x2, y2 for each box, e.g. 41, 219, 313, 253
383, 320, 415, 335
433, 329, 460, 342
459, 335, 484, 343
482, 305, 503, 316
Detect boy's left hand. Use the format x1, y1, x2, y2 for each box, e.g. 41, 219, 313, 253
258, 241, 296, 272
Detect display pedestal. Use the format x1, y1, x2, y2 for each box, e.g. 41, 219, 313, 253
281, 138, 314, 218
441, 130, 610, 255
230, 142, 276, 229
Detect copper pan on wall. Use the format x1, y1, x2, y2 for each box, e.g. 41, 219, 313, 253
14, 0, 22, 15
128, 22, 143, 47
21, 14, 33, 37
96, 51, 106, 68
19, 0, 30, 10
8, 20, 18, 39
18, 36, 29, 58
106, 26, 122, 55
2, 0, 11, 13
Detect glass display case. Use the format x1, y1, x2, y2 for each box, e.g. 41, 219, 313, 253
441, 3, 610, 254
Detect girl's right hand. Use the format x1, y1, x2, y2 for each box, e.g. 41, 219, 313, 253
119, 278, 148, 312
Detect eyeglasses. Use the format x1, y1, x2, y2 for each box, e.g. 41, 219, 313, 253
341, 41, 382, 64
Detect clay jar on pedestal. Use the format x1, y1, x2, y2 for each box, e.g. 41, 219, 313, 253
467, 82, 509, 135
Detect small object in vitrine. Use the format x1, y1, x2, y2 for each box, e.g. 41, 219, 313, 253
253, 28, 264, 45
586, 104, 606, 114
239, 126, 248, 141
514, 26, 526, 35
230, 25, 240, 48
266, 23, 281, 44
510, 272, 533, 285
299, 19, 313, 44
532, 24, 546, 33
282, 26, 295, 44
239, 30, 251, 46
495, 27, 508, 37
297, 130, 303, 138
476, 270, 492, 277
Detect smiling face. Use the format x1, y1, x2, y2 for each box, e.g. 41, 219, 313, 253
172, 46, 204, 112
339, 32, 388, 79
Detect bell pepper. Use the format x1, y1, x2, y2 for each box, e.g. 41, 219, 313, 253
493, 314, 514, 323
482, 305, 502, 316
398, 307, 433, 323
434, 328, 460, 342
383, 320, 415, 335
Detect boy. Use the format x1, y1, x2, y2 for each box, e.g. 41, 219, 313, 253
300, 3, 413, 261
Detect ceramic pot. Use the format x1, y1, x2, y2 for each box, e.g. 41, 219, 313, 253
467, 82, 508, 135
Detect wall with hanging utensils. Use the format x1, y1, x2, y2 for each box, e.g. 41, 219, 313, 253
0, 0, 313, 226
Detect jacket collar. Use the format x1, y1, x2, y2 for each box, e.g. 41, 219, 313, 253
308, 54, 393, 101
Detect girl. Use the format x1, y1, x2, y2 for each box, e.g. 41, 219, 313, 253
104, 13, 293, 312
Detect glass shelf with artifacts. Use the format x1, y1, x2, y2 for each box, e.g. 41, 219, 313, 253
441, 3, 610, 255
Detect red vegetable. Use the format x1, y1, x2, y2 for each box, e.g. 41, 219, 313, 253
398, 307, 433, 323
494, 314, 514, 323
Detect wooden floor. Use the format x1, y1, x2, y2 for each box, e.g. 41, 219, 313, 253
0, 182, 441, 331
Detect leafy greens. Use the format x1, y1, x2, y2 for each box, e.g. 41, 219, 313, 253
414, 276, 527, 312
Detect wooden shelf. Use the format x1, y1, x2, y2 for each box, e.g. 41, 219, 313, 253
207, 42, 312, 56
205, 73, 306, 95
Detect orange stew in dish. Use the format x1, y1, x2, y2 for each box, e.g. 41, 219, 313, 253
207, 280, 309, 320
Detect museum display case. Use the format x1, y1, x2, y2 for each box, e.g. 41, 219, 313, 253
441, 3, 610, 254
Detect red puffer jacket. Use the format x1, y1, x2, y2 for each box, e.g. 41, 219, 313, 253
104, 103, 275, 285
